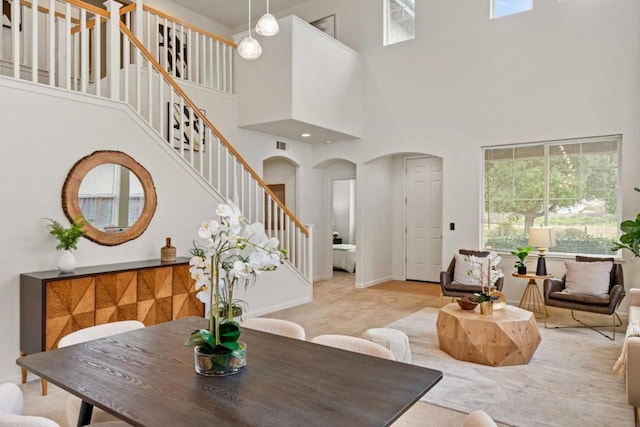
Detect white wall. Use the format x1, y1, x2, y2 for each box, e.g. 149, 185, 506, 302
235, 16, 362, 142
282, 0, 640, 304
0, 78, 310, 383
357, 157, 394, 287
291, 17, 362, 138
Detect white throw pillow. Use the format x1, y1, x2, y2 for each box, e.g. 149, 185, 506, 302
564, 261, 612, 295
453, 253, 486, 285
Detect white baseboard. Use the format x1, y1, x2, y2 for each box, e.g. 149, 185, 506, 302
247, 296, 313, 317
356, 276, 393, 289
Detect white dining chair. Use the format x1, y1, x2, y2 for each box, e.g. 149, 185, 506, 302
58, 321, 145, 427
241, 318, 306, 340
0, 382, 59, 427
310, 334, 396, 360
0, 382, 128, 427
362, 327, 412, 363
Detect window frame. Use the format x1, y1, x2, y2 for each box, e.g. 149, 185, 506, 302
383, 0, 416, 47
481, 135, 622, 258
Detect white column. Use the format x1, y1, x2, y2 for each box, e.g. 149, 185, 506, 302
104, 0, 122, 100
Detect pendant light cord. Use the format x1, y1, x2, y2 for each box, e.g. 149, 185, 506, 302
248, 0, 252, 36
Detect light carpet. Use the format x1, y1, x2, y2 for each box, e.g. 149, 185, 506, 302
386, 307, 633, 427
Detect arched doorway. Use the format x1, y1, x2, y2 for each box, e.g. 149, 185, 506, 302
263, 156, 299, 215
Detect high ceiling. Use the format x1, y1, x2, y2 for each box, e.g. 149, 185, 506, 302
170, 0, 310, 29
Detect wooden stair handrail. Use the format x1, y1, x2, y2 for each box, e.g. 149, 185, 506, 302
70, 16, 107, 34
142, 4, 237, 48
21, 0, 108, 35
119, 23, 307, 236
119, 3, 135, 15
19, 0, 80, 23
62, 0, 108, 17
69, 3, 235, 46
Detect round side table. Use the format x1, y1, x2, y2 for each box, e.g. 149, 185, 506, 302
511, 272, 552, 319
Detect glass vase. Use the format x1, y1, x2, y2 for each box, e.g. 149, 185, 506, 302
194, 343, 246, 376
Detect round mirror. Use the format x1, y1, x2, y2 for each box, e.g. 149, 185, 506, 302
62, 151, 157, 246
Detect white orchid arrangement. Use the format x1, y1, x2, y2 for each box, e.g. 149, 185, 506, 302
185, 201, 286, 355
464, 251, 504, 302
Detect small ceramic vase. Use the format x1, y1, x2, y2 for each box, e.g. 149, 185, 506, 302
57, 250, 76, 273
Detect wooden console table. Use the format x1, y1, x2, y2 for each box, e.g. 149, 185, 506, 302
20, 258, 204, 395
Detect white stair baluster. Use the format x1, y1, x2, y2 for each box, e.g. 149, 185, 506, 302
48, 0, 55, 86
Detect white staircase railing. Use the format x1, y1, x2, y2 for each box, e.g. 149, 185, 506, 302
118, 2, 235, 93
118, 22, 311, 279
0, 0, 312, 282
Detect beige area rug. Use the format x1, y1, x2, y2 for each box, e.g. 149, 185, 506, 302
386, 307, 633, 427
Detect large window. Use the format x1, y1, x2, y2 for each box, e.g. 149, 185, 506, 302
483, 136, 620, 256
491, 0, 533, 19
383, 0, 415, 46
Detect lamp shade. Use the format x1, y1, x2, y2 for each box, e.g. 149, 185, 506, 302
256, 13, 279, 36
237, 35, 262, 60
528, 227, 556, 248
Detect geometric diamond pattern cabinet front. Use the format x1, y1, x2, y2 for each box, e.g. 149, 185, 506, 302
20, 258, 201, 358
137, 267, 173, 325
172, 264, 205, 320
45, 277, 95, 350
95, 271, 137, 325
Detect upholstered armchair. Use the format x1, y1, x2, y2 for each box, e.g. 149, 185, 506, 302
440, 249, 504, 299
543, 256, 625, 340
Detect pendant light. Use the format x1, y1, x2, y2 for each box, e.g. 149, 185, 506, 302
255, 0, 280, 36
238, 0, 262, 60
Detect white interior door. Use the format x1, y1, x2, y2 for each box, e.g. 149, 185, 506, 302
405, 157, 443, 281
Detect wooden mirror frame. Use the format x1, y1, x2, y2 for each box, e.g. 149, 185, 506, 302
62, 150, 157, 246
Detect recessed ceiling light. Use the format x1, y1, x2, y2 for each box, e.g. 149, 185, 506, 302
325, 140, 333, 144
301, 133, 311, 138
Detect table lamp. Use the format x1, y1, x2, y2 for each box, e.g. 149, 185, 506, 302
528, 227, 556, 276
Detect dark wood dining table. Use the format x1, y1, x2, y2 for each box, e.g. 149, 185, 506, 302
16, 317, 442, 427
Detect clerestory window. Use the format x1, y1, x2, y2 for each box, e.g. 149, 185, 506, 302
383, 0, 415, 46
483, 135, 620, 256
491, 0, 533, 19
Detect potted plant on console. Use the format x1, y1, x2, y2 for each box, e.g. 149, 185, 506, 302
45, 217, 87, 273
511, 246, 532, 274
